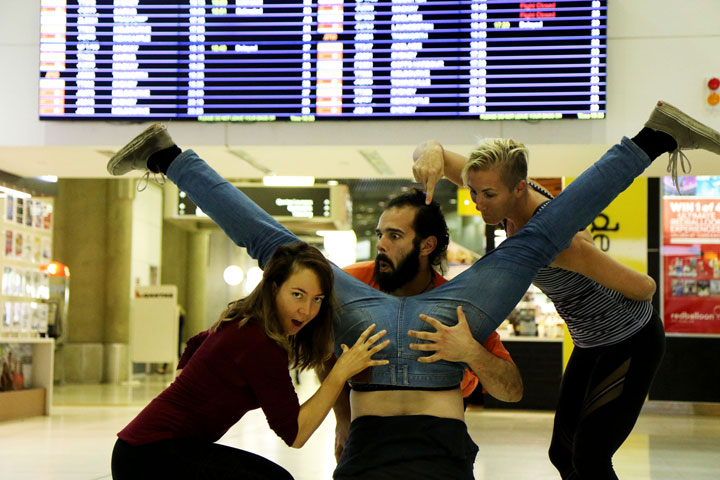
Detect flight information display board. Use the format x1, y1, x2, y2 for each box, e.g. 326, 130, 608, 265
178, 185, 331, 218
39, 1, 607, 121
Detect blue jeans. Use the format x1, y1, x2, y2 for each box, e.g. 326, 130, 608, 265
167, 137, 651, 389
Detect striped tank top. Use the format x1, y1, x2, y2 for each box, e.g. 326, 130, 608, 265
527, 182, 653, 348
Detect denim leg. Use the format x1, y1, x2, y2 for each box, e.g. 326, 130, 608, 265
162, 140, 654, 389
523, 137, 651, 259
166, 149, 387, 307
165, 150, 459, 386
425, 138, 653, 336
167, 149, 298, 270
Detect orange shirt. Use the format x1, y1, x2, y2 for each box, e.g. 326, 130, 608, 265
343, 261, 514, 397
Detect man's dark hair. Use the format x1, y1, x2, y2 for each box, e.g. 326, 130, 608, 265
385, 188, 449, 270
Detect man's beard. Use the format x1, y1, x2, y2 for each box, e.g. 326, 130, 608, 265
373, 243, 421, 292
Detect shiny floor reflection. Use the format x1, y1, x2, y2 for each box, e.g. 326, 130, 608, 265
0, 372, 718, 480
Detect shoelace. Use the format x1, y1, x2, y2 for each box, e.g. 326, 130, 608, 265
666, 148, 692, 194
136, 170, 167, 192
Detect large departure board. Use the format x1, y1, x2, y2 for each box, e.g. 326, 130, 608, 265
38, 1, 607, 121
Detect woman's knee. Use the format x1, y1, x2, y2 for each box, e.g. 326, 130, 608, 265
572, 449, 616, 480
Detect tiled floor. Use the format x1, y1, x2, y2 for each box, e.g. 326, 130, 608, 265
1, 373, 719, 479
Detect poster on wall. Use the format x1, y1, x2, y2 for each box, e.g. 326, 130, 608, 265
662, 185, 720, 334
663, 197, 720, 244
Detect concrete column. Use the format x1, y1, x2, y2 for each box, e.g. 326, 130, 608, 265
54, 179, 109, 344
161, 222, 189, 319
54, 179, 111, 383
186, 230, 210, 338
103, 179, 135, 383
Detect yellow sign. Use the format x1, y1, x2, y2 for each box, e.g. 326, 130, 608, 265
457, 188, 482, 216
566, 176, 648, 273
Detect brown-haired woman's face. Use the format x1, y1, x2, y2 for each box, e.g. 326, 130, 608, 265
275, 267, 326, 335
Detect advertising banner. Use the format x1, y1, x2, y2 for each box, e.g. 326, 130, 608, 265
663, 198, 720, 244
662, 193, 720, 334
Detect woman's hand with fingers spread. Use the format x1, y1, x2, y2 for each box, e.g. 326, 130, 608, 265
335, 324, 390, 379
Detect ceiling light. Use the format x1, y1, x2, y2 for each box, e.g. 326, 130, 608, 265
0, 186, 31, 199
223, 265, 244, 286
358, 149, 394, 176
263, 176, 315, 187
36, 175, 58, 183
226, 148, 273, 175
244, 266, 264, 294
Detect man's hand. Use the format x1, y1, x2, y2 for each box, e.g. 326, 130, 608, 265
409, 306, 524, 402
408, 306, 477, 363
412, 141, 446, 204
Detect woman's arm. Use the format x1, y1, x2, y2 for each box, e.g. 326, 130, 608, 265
176, 330, 210, 370
292, 325, 390, 448
551, 230, 656, 302
315, 355, 352, 460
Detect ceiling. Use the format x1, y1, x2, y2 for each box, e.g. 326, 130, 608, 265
2, 141, 718, 238
2, 142, 716, 182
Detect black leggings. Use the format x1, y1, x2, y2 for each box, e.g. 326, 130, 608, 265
548, 313, 666, 479
111, 437, 294, 480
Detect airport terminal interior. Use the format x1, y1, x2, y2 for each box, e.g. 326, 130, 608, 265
1, 1, 720, 479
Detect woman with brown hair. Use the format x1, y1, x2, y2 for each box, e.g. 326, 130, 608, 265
111, 242, 389, 480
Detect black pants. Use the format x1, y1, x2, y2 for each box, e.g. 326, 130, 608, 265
548, 313, 666, 479
111, 438, 294, 480
334, 415, 478, 480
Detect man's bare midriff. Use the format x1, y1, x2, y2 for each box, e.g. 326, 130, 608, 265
350, 387, 465, 421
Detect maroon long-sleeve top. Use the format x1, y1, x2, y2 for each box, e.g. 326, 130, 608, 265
118, 319, 300, 446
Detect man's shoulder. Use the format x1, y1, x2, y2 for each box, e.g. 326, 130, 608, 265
434, 272, 449, 287
343, 261, 380, 288
344, 261, 376, 278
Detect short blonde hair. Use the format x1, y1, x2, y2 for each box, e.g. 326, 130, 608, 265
462, 138, 529, 190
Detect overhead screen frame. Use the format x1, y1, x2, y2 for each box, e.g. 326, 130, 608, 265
38, 0, 608, 122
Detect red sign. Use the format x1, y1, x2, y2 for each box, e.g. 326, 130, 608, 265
663, 253, 720, 334
662, 197, 720, 334
663, 198, 720, 244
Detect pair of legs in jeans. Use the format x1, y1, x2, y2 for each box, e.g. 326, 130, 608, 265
161, 137, 651, 480
167, 137, 652, 388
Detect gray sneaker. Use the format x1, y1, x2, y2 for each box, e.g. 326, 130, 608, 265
645, 101, 720, 191
106, 123, 175, 176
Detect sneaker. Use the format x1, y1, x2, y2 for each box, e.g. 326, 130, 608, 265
106, 123, 175, 176
645, 101, 720, 191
